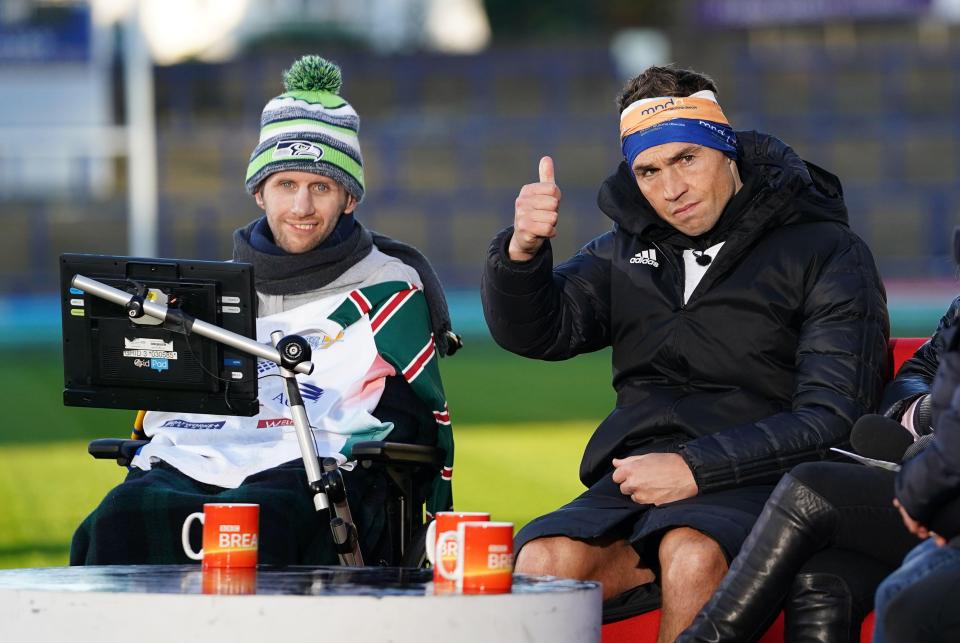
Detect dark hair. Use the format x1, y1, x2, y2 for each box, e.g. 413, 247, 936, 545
616, 65, 719, 113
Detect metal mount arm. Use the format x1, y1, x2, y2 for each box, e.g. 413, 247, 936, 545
72, 275, 313, 375
271, 330, 363, 566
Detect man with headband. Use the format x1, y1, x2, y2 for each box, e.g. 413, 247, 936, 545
481, 65, 888, 640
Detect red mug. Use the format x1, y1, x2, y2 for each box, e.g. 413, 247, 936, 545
182, 503, 259, 569
436, 521, 514, 594
425, 511, 490, 585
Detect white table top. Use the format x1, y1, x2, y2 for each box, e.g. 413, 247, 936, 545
0, 564, 601, 643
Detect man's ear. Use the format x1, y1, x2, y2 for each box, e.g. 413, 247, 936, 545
729, 158, 743, 192
254, 190, 266, 211
343, 194, 358, 215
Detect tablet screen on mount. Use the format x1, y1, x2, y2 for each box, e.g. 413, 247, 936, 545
60, 253, 259, 417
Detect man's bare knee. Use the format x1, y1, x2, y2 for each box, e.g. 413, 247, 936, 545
517, 535, 654, 601
654, 529, 728, 643
659, 527, 728, 588
515, 536, 589, 578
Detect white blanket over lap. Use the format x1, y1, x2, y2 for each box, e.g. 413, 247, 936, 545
131, 293, 395, 488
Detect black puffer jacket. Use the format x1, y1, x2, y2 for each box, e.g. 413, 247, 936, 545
482, 131, 889, 491
882, 296, 960, 422
896, 325, 960, 531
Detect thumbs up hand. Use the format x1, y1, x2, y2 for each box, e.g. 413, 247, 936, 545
507, 156, 562, 262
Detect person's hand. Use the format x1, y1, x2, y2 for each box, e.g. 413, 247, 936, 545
893, 497, 945, 545
611, 453, 699, 506
507, 156, 561, 262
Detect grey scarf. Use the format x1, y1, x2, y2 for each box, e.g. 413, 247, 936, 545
233, 218, 459, 356
233, 218, 373, 295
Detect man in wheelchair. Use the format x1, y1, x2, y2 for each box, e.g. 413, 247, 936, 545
71, 55, 455, 568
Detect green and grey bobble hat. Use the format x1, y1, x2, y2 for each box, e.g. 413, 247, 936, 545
245, 55, 364, 201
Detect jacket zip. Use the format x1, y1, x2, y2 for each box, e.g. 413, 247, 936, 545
650, 240, 685, 310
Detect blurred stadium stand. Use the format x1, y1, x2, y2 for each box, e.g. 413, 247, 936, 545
5, 42, 959, 286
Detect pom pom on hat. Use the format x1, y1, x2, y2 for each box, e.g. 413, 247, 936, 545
283, 55, 343, 94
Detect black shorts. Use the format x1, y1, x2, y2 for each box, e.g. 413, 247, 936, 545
515, 473, 775, 570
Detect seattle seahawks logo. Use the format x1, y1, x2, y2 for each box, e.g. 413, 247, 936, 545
274, 140, 324, 162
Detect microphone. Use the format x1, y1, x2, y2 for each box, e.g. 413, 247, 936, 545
693, 250, 712, 266
849, 414, 915, 462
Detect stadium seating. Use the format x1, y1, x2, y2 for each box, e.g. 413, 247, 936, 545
600, 337, 927, 643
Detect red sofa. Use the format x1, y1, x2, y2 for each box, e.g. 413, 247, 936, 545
600, 337, 926, 643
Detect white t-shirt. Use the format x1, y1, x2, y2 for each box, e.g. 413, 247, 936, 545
682, 241, 725, 304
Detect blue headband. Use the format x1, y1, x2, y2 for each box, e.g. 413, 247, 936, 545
622, 119, 739, 169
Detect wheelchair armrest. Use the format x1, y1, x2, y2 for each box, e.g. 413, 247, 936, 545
88, 438, 149, 467
351, 441, 444, 468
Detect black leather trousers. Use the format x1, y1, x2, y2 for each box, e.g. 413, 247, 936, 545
677, 462, 918, 643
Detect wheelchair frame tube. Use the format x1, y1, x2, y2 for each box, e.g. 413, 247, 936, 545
271, 332, 365, 567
